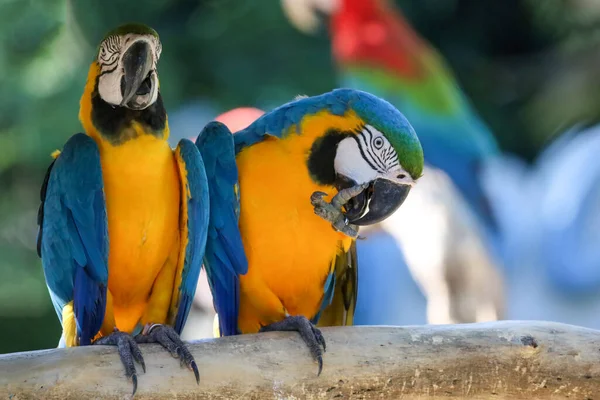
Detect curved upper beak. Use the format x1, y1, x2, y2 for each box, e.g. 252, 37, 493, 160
120, 40, 154, 108
346, 179, 411, 226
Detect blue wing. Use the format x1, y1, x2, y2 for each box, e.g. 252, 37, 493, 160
37, 133, 108, 346
195, 121, 248, 336
172, 139, 210, 335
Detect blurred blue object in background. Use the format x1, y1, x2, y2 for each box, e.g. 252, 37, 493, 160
534, 124, 600, 295
354, 230, 427, 326
479, 153, 536, 272
167, 100, 218, 145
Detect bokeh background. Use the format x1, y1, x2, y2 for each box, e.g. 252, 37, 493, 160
2, 0, 600, 354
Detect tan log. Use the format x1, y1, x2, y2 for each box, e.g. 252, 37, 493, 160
1, 321, 600, 399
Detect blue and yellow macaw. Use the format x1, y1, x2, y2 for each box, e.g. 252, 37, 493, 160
195, 89, 423, 373
36, 23, 209, 394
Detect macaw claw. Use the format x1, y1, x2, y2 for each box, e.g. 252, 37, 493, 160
136, 324, 200, 385
94, 328, 146, 397
310, 184, 368, 239
259, 315, 326, 376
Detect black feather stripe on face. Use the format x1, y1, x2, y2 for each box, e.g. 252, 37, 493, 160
307, 129, 354, 185
363, 126, 388, 172
98, 35, 121, 74
352, 126, 400, 173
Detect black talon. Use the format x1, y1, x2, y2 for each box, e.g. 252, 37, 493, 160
259, 315, 326, 376
190, 360, 200, 385
130, 340, 146, 373
93, 329, 145, 396
317, 355, 323, 377
137, 324, 200, 385
131, 374, 138, 397
312, 326, 326, 353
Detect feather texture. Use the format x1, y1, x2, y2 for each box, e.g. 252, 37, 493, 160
234, 88, 422, 179
37, 133, 108, 345
172, 139, 210, 335
195, 122, 248, 336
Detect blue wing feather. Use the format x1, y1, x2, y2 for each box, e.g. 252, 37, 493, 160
173, 139, 210, 335
195, 121, 248, 336
37, 133, 108, 346
311, 271, 336, 325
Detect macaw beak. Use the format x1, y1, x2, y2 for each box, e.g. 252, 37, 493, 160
341, 178, 411, 226
120, 40, 154, 110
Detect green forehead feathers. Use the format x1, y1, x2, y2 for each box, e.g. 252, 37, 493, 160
385, 124, 424, 179
102, 23, 159, 42
97, 23, 160, 58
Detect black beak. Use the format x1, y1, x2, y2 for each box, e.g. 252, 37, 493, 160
120, 40, 154, 109
337, 176, 411, 226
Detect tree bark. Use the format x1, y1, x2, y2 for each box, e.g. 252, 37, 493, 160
1, 321, 600, 399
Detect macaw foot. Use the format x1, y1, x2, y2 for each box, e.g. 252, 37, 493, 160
259, 315, 326, 376
94, 328, 146, 396
136, 323, 200, 385
310, 183, 368, 239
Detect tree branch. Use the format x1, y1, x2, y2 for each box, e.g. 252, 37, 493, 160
2, 321, 600, 399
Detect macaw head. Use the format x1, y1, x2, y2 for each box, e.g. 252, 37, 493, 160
281, 0, 339, 34
282, 0, 422, 78
95, 23, 162, 111
282, 0, 395, 34
329, 98, 423, 225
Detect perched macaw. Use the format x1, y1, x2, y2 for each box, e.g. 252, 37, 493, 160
195, 89, 423, 373
282, 0, 500, 236
36, 23, 209, 394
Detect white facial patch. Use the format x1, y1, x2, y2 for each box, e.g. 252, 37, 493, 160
334, 124, 415, 185
335, 137, 379, 184
97, 66, 123, 106
96, 33, 161, 107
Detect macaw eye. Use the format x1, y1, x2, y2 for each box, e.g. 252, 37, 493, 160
373, 137, 384, 150
99, 46, 108, 62
397, 174, 406, 179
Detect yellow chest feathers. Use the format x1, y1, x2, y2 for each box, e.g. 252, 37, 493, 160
96, 135, 181, 333
235, 111, 357, 322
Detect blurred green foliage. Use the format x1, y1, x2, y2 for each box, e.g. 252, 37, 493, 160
0, 0, 599, 353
